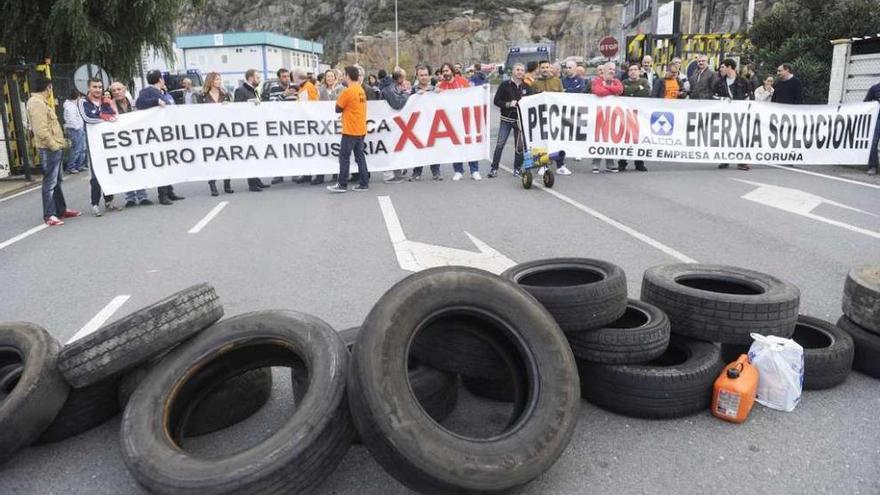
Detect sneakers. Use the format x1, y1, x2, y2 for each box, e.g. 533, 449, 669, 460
105, 200, 123, 211
432, 174, 444, 181
867, 168, 877, 176
737, 164, 751, 171
139, 199, 154, 206
471, 171, 482, 181
327, 184, 347, 193
556, 166, 572, 175
488, 169, 498, 178
607, 168, 619, 173
92, 205, 102, 217
384, 176, 405, 184
452, 172, 463, 181
61, 209, 82, 218
718, 163, 730, 169
45, 215, 64, 226
409, 175, 422, 181
513, 169, 521, 177
66, 168, 79, 174
592, 168, 600, 174
353, 184, 369, 192
125, 200, 137, 208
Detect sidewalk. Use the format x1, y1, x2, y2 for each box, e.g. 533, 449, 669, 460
0, 175, 41, 199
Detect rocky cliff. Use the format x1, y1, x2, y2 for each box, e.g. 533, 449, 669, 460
179, 0, 774, 71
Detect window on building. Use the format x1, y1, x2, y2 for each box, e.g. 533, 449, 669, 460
235, 48, 243, 53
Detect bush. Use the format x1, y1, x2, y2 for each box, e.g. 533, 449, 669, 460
748, 0, 880, 103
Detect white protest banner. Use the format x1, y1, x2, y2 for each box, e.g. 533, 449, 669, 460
518, 92, 879, 166
87, 86, 490, 194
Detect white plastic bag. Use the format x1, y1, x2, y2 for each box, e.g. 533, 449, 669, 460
747, 333, 804, 412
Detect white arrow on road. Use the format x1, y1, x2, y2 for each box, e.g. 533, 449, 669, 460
735, 179, 880, 239
378, 196, 516, 274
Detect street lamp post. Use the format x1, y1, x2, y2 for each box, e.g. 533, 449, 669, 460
355, 31, 362, 65
394, 0, 399, 69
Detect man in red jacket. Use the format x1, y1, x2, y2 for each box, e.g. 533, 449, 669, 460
437, 62, 481, 181
591, 63, 623, 173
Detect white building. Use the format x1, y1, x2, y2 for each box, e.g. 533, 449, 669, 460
175, 32, 324, 82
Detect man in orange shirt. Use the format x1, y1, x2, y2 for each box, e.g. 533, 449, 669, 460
328, 66, 370, 193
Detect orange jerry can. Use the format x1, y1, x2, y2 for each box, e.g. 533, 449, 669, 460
711, 354, 758, 424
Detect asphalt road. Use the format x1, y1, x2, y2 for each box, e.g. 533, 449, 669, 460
0, 108, 879, 494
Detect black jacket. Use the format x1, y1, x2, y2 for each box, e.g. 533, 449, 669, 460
713, 76, 751, 101
494, 80, 532, 122
233, 82, 258, 102
651, 77, 687, 99
772, 77, 804, 104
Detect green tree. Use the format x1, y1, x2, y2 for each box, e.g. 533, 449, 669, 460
748, 0, 880, 103
0, 0, 202, 80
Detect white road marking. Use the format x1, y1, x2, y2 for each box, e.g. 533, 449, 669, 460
378, 196, 516, 274
0, 224, 48, 251
0, 184, 41, 203
188, 201, 228, 234
736, 179, 880, 239
500, 166, 699, 264
67, 295, 131, 344
762, 164, 880, 190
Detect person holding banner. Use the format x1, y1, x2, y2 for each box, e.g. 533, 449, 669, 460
327, 66, 370, 193
591, 64, 623, 173
437, 63, 481, 181
136, 70, 185, 205
620, 64, 650, 172
82, 77, 124, 215
771, 64, 804, 105
866, 80, 880, 175
409, 65, 443, 181
714, 59, 751, 171
111, 82, 152, 207
532, 60, 572, 176
689, 54, 719, 101
199, 72, 237, 196
652, 62, 688, 100
489, 63, 531, 179
234, 69, 271, 192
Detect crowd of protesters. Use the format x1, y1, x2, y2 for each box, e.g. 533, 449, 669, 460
27, 53, 878, 224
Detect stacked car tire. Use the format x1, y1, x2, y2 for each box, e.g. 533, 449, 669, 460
838, 266, 880, 379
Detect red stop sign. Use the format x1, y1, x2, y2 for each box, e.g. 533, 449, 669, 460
599, 36, 619, 58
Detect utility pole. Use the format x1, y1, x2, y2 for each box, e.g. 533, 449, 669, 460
746, 0, 756, 29
394, 0, 400, 69
355, 31, 362, 65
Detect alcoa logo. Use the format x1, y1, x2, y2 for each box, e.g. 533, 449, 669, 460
650, 112, 674, 136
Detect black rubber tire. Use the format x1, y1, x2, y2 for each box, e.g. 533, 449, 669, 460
461, 375, 516, 403
720, 343, 751, 364
119, 364, 273, 438
0, 322, 70, 465
35, 375, 121, 444
788, 315, 854, 390
522, 170, 533, 189
842, 266, 880, 334
409, 317, 509, 379
122, 310, 355, 494
338, 327, 458, 424
577, 336, 725, 419
543, 169, 554, 188
348, 267, 580, 493
58, 284, 224, 387
502, 258, 628, 333
641, 264, 800, 344
566, 299, 671, 364
837, 316, 880, 379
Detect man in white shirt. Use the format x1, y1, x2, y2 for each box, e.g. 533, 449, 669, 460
62, 90, 86, 173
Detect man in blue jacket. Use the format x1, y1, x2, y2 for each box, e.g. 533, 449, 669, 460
865, 80, 880, 175
562, 60, 587, 94
135, 70, 184, 205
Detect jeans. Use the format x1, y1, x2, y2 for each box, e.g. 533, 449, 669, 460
90, 168, 114, 206
453, 161, 479, 174
869, 118, 879, 170
491, 120, 524, 172
39, 149, 67, 219
125, 189, 148, 202
412, 164, 440, 177
338, 135, 369, 188
66, 128, 86, 171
